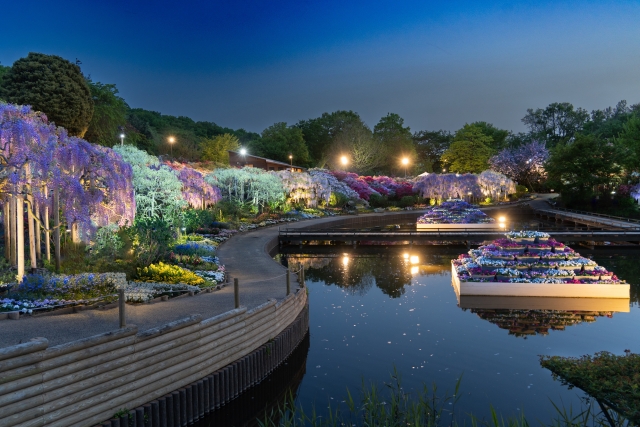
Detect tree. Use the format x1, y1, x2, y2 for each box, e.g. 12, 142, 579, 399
413, 130, 452, 173
0, 53, 94, 137
251, 122, 310, 165
326, 121, 385, 174
84, 81, 128, 147
614, 114, 640, 174
465, 122, 509, 151
373, 113, 416, 174
0, 64, 9, 96
489, 140, 549, 190
200, 133, 240, 164
583, 100, 633, 140
441, 126, 495, 173
296, 110, 364, 167
522, 102, 589, 148
545, 134, 622, 200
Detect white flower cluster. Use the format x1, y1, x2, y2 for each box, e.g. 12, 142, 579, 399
556, 258, 596, 267
530, 278, 565, 284
124, 282, 200, 303
493, 268, 520, 277
505, 231, 550, 239
543, 269, 573, 277
194, 270, 225, 283
475, 256, 506, 267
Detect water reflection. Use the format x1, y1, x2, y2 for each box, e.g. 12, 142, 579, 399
194, 333, 310, 427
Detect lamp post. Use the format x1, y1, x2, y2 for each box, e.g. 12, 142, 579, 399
168, 136, 176, 157
341, 155, 348, 169
239, 148, 247, 167
119, 133, 125, 146
401, 157, 409, 177
289, 154, 293, 170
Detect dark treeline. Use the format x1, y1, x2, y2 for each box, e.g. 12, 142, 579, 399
1, 53, 640, 192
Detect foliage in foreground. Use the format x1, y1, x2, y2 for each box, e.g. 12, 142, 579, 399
136, 262, 206, 287
257, 369, 630, 427
540, 351, 640, 424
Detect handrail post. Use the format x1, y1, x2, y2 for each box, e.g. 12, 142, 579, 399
286, 269, 291, 296
118, 288, 126, 328
234, 278, 239, 308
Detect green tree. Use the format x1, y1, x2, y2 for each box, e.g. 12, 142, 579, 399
201, 133, 240, 164
84, 81, 128, 147
466, 121, 509, 150
440, 126, 495, 173
0, 53, 94, 137
614, 114, 640, 173
326, 121, 384, 174
0, 64, 9, 97
522, 102, 589, 148
373, 113, 416, 174
413, 130, 453, 173
546, 133, 622, 200
296, 110, 363, 166
251, 122, 310, 165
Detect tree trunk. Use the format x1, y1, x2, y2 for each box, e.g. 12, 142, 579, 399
45, 205, 51, 262
3, 202, 9, 261
71, 222, 80, 244
16, 195, 25, 281
27, 195, 37, 270
9, 194, 16, 267
35, 200, 42, 261
53, 187, 61, 272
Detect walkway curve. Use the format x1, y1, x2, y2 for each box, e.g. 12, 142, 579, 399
0, 211, 423, 348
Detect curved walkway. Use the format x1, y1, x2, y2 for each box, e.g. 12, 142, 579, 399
0, 211, 420, 348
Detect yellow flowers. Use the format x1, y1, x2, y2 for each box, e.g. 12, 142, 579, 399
137, 262, 205, 286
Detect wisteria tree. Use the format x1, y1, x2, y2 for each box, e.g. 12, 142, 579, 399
206, 167, 286, 212
489, 140, 548, 190
164, 161, 221, 209
477, 170, 516, 201
277, 170, 332, 207
114, 145, 185, 228
307, 169, 360, 201
413, 173, 482, 203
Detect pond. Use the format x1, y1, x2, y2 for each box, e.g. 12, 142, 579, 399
268, 245, 640, 424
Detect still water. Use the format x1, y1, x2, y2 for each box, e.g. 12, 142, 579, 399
272, 245, 640, 423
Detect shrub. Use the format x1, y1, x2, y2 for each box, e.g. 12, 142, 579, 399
515, 185, 528, 198
93, 224, 124, 258
183, 209, 218, 233
329, 192, 349, 207
398, 196, 416, 208
136, 262, 205, 286
173, 242, 216, 256
369, 193, 389, 208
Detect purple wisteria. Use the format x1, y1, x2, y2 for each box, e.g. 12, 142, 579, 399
489, 140, 548, 189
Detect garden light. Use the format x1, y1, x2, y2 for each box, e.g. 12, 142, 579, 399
341, 155, 348, 166
119, 133, 125, 146
240, 148, 247, 155
168, 136, 176, 156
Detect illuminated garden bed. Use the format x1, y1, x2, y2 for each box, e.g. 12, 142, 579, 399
451, 232, 630, 298
416, 200, 500, 230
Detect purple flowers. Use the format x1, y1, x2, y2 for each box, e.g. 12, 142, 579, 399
417, 200, 494, 224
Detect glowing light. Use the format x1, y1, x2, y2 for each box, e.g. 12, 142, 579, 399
499, 216, 506, 223
411, 266, 419, 275
403, 253, 409, 259
240, 148, 247, 155
168, 136, 175, 144
120, 133, 125, 139
342, 256, 349, 266
401, 158, 409, 165
341, 155, 348, 166
410, 255, 419, 265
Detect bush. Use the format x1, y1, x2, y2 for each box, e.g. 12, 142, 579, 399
369, 193, 389, 208
126, 218, 176, 266
515, 185, 528, 198
329, 192, 349, 208
173, 242, 216, 256
183, 209, 217, 233
398, 196, 416, 208
136, 262, 205, 286
93, 224, 124, 258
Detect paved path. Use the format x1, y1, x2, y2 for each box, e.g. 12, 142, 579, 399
0, 211, 419, 348
527, 194, 640, 229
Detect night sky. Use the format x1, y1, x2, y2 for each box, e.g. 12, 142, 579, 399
2, 0, 639, 133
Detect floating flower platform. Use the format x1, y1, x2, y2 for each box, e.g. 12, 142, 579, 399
451, 231, 630, 299
416, 200, 501, 230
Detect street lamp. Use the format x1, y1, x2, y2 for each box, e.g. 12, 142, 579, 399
240, 148, 247, 156
289, 154, 293, 170
341, 156, 348, 167
401, 157, 409, 177
119, 133, 125, 146
168, 136, 176, 157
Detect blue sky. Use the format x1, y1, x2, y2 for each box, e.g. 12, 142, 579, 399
2, 0, 639, 133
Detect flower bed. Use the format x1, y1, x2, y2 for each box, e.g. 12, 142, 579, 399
451, 232, 630, 298
417, 200, 495, 225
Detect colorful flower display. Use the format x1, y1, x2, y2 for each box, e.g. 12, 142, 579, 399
452, 233, 623, 284
417, 200, 495, 224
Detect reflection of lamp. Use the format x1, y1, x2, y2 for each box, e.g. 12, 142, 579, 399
410, 255, 419, 265
342, 254, 349, 267
411, 266, 419, 275
403, 253, 409, 259
498, 216, 506, 229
